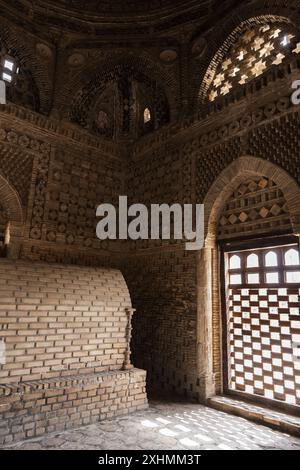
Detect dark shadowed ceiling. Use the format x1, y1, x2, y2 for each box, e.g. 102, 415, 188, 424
0, 0, 240, 35
30, 0, 230, 16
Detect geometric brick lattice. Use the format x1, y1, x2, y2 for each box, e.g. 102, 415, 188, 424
208, 23, 300, 103
227, 245, 300, 407
218, 177, 292, 240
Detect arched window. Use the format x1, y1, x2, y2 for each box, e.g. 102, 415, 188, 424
285, 248, 300, 266
247, 253, 259, 268
229, 254, 241, 269
97, 110, 109, 129
208, 24, 299, 102
143, 107, 151, 124
0, 55, 19, 84
265, 251, 278, 267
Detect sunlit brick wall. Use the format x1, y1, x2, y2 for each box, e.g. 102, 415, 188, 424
0, 260, 132, 384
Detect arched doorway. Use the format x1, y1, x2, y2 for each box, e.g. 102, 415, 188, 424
198, 157, 300, 410
0, 174, 23, 258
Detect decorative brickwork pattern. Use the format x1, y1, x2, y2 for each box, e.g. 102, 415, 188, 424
0, 131, 34, 205
207, 23, 299, 103
218, 177, 291, 240
69, 60, 170, 139
45, 147, 123, 249
124, 248, 199, 399
1, 0, 300, 419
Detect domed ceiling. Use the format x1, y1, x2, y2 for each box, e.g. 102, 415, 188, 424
0, 0, 239, 33
41, 0, 200, 14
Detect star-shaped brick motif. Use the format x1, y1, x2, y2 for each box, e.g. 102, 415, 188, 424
293, 42, 300, 54
259, 42, 274, 58
251, 60, 267, 77
220, 81, 232, 95
272, 53, 285, 65
209, 90, 218, 102
239, 74, 248, 85
222, 58, 232, 70
237, 49, 247, 61
229, 66, 240, 77
247, 55, 256, 67
207, 23, 298, 103
252, 37, 264, 51
280, 34, 295, 46
213, 73, 225, 87
270, 28, 281, 39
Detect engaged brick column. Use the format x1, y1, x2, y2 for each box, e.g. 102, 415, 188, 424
123, 308, 136, 370
7, 221, 23, 259
197, 243, 216, 402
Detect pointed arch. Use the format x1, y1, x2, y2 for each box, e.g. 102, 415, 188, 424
0, 173, 23, 224
197, 156, 300, 401
203, 156, 300, 245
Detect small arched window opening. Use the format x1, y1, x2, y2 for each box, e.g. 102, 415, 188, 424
1, 55, 19, 84
0, 205, 10, 258
143, 107, 151, 124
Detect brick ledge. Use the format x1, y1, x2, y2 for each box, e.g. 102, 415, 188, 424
208, 396, 300, 438
0, 368, 146, 398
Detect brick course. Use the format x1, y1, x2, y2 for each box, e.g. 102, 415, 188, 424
0, 369, 147, 445
0, 260, 133, 384
0, 260, 148, 443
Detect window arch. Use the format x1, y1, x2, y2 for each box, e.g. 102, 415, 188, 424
207, 23, 300, 102
0, 45, 39, 111
0, 55, 19, 84
0, 173, 23, 258
143, 107, 151, 124
285, 248, 300, 266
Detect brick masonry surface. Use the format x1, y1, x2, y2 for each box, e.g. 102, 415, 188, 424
0, 260, 148, 444
0, 260, 134, 383
3, 401, 300, 450
0, 369, 147, 446
1, 1, 300, 429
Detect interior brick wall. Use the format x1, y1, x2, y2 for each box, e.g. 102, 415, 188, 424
0, 260, 132, 384
0, 259, 148, 443
124, 248, 199, 399
125, 79, 300, 400
0, 369, 147, 446
1, 0, 300, 411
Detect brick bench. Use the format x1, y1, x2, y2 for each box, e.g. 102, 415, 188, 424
0, 368, 148, 445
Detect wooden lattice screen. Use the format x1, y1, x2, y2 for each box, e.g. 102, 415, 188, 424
226, 244, 300, 407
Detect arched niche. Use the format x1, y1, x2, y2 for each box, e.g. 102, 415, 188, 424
197, 156, 300, 402
0, 173, 24, 259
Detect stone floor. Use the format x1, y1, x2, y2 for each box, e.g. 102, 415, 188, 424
4, 401, 300, 451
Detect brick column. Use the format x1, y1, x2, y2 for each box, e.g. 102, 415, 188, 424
122, 307, 136, 370
197, 243, 216, 402
7, 221, 23, 259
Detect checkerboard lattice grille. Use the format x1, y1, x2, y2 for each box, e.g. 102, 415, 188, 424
229, 286, 300, 406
